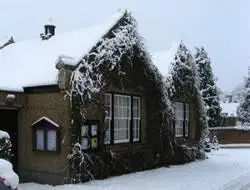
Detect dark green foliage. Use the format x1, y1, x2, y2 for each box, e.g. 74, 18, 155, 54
172, 145, 203, 164
237, 77, 250, 126
68, 147, 162, 183
170, 42, 197, 95
168, 42, 209, 152
0, 133, 12, 161
195, 47, 221, 127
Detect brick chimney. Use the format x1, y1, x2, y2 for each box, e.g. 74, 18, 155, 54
40, 18, 56, 40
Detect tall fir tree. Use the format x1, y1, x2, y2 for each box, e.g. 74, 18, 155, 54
170, 41, 198, 93
195, 47, 221, 127
168, 42, 209, 151
237, 71, 250, 126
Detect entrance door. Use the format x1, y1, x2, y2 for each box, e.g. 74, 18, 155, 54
0, 109, 18, 172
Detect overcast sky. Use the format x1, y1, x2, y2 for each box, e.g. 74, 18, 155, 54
0, 0, 249, 92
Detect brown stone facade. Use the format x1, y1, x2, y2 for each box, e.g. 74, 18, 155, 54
0, 90, 72, 184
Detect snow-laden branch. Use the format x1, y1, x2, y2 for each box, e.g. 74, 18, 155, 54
71, 12, 140, 104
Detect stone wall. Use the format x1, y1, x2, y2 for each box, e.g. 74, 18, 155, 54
18, 92, 71, 184
210, 128, 250, 144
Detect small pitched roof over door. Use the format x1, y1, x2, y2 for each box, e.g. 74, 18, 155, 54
31, 116, 60, 128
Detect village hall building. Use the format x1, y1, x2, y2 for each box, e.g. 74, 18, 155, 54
0, 10, 202, 184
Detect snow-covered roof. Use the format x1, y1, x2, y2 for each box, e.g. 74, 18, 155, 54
220, 102, 239, 117
0, 9, 126, 91
152, 40, 180, 76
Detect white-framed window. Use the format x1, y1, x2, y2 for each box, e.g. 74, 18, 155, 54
32, 117, 60, 152
175, 102, 184, 137
114, 94, 131, 143
175, 102, 189, 137
104, 93, 141, 144
184, 103, 189, 137
133, 97, 140, 142
104, 93, 111, 144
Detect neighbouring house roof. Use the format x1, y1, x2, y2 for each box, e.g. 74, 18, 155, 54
220, 102, 239, 117
151, 40, 180, 77
0, 9, 126, 91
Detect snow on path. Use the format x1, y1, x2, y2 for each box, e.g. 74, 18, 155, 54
19, 149, 250, 190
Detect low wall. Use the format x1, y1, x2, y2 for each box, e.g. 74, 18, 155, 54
210, 127, 250, 144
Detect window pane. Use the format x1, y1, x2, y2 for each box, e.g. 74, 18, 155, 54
81, 137, 89, 150
175, 120, 183, 137
114, 95, 131, 143
175, 102, 184, 119
36, 129, 44, 150
47, 130, 57, 151
91, 125, 98, 136
81, 125, 88, 136
133, 119, 140, 141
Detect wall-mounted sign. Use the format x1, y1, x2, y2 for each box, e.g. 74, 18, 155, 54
80, 121, 98, 151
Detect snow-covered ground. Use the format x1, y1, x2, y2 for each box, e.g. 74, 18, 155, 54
19, 149, 250, 190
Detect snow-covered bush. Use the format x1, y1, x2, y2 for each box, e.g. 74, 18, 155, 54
71, 11, 140, 106
210, 135, 219, 150
0, 130, 12, 161
0, 158, 19, 189
67, 143, 94, 183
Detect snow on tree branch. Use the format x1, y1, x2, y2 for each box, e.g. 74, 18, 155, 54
71, 12, 140, 103
167, 42, 209, 150
195, 47, 221, 127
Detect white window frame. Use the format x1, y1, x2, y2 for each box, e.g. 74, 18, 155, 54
114, 94, 131, 143
184, 103, 189, 137
104, 93, 141, 144
133, 97, 140, 142
175, 102, 189, 138
104, 93, 112, 144
175, 102, 184, 137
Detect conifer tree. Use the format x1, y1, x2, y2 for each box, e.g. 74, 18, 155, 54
195, 47, 221, 127
237, 73, 250, 126
168, 42, 209, 153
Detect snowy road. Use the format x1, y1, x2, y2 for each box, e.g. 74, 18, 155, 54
19, 149, 250, 190
220, 172, 250, 190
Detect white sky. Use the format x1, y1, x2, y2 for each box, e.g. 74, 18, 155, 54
0, 0, 249, 92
